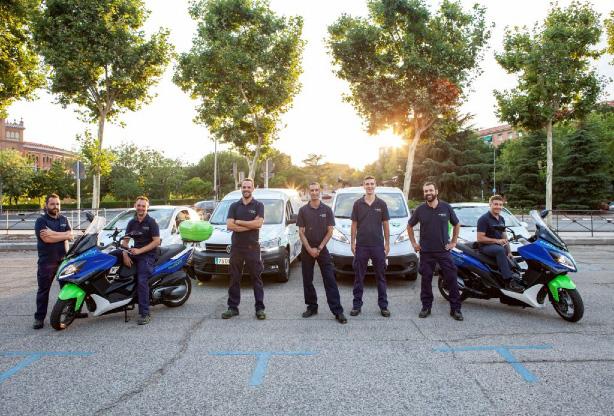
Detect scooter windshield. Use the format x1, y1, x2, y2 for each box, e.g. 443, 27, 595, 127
530, 210, 567, 250
66, 216, 107, 257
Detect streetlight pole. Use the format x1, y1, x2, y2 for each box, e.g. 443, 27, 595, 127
492, 144, 496, 195
213, 136, 218, 202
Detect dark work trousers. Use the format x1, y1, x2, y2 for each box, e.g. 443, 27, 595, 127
353, 245, 388, 310
228, 246, 265, 311
419, 251, 461, 312
301, 247, 343, 315
479, 244, 513, 280
134, 253, 156, 316
35, 259, 61, 321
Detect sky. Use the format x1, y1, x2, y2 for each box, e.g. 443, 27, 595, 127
6, 0, 614, 170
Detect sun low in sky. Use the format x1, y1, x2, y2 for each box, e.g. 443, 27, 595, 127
7, 0, 614, 170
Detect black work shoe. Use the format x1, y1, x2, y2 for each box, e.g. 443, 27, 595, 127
222, 309, 239, 319
335, 313, 348, 324
450, 310, 464, 321
418, 308, 431, 318
506, 279, 524, 292
137, 314, 151, 325
255, 309, 266, 320
380, 309, 391, 318
349, 309, 361, 316
301, 309, 318, 318
33, 319, 44, 329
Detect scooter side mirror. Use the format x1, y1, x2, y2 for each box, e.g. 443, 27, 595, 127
540, 209, 549, 219
85, 211, 95, 222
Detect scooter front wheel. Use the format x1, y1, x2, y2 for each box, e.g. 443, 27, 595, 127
50, 299, 76, 330
551, 288, 584, 322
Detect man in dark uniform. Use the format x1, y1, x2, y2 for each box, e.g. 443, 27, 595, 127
121, 196, 160, 325
33, 193, 73, 329
222, 178, 266, 320
350, 176, 391, 317
407, 182, 463, 321
477, 195, 524, 292
297, 182, 347, 324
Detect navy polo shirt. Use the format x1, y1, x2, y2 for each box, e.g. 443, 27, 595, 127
351, 196, 390, 247
125, 214, 160, 249
408, 200, 459, 253
227, 198, 265, 247
297, 202, 335, 246
35, 212, 71, 262
477, 211, 505, 243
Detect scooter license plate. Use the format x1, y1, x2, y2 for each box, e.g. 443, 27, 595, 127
215, 257, 230, 265
367, 259, 388, 267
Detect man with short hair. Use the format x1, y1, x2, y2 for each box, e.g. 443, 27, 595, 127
33, 194, 73, 329
350, 176, 391, 317
121, 196, 160, 325
297, 182, 347, 324
408, 182, 463, 321
477, 195, 524, 292
222, 178, 266, 320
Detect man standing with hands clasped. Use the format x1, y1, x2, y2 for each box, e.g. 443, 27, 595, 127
297, 182, 347, 324
350, 176, 391, 317
407, 182, 463, 321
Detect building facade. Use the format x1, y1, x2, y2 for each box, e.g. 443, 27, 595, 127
0, 118, 75, 170
477, 124, 521, 147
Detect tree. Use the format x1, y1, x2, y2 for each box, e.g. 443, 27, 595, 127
181, 177, 213, 199
188, 151, 249, 196
302, 153, 324, 183
0, 0, 45, 117
33, 0, 173, 209
494, 1, 603, 221
327, 0, 490, 199
77, 130, 114, 205
174, 0, 305, 180
27, 160, 75, 202
142, 156, 185, 201
606, 10, 614, 60
0, 149, 33, 205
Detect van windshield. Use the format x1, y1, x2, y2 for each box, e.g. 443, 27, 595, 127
210, 199, 284, 225
334, 193, 407, 219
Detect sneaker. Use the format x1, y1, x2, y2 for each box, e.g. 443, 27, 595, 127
255, 309, 266, 320
137, 314, 151, 325
380, 309, 391, 318
418, 308, 431, 318
349, 309, 361, 316
301, 309, 318, 318
33, 319, 44, 330
335, 313, 348, 324
450, 310, 464, 321
221, 309, 239, 319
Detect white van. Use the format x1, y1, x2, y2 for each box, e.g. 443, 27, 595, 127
193, 188, 303, 282
327, 187, 418, 280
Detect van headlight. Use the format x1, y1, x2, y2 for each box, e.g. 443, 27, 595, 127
394, 229, 409, 244
550, 252, 577, 271
260, 238, 281, 252
332, 228, 349, 244
57, 261, 85, 279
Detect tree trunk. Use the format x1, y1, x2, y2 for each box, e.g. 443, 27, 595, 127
402, 128, 422, 200
248, 133, 263, 181
91, 116, 106, 211
546, 118, 553, 226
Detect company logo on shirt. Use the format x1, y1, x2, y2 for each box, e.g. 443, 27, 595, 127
143, 226, 150, 231
249, 209, 256, 214
438, 213, 448, 218
375, 208, 382, 212
320, 213, 327, 218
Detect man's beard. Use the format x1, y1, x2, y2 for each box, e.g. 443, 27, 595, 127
425, 194, 435, 202
48, 208, 59, 215
242, 190, 252, 199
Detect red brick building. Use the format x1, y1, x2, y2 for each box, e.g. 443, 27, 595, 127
0, 118, 75, 170
477, 124, 521, 147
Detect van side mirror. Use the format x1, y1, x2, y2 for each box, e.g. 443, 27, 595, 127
287, 213, 298, 224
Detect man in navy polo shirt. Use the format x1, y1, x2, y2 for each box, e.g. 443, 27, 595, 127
33, 193, 73, 329
121, 196, 160, 325
297, 182, 346, 324
350, 176, 391, 317
477, 195, 524, 292
222, 178, 266, 320
407, 182, 463, 321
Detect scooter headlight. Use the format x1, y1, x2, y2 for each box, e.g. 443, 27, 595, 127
331, 228, 349, 244
550, 252, 577, 271
394, 229, 409, 244
57, 261, 86, 279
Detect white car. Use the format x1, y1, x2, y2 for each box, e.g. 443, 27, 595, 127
327, 187, 418, 280
450, 203, 531, 255
192, 188, 303, 283
98, 205, 200, 247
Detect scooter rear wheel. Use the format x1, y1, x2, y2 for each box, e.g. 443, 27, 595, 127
551, 288, 584, 322
162, 276, 192, 307
50, 299, 76, 331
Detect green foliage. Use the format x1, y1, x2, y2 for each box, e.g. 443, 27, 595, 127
0, 149, 34, 204
0, 0, 45, 117
188, 150, 248, 196
181, 177, 212, 198
605, 10, 614, 59
174, 0, 305, 178
327, 0, 490, 197
27, 160, 75, 201
76, 130, 114, 177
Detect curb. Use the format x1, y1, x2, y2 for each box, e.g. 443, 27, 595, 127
565, 239, 614, 246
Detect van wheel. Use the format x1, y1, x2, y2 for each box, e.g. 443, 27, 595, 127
276, 250, 290, 283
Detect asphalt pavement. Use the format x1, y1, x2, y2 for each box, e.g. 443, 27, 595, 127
1, 247, 613, 415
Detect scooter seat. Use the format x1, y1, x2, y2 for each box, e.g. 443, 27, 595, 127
155, 244, 186, 266
456, 242, 500, 268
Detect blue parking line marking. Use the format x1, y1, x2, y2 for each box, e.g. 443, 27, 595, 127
434, 345, 552, 383
0, 351, 93, 383
209, 351, 316, 386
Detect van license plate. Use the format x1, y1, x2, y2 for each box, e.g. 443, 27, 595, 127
215, 257, 230, 265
